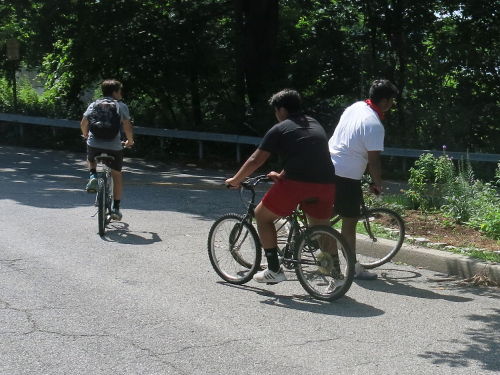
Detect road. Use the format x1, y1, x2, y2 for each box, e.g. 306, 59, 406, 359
0, 145, 499, 375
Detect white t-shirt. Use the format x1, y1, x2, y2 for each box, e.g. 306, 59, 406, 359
329, 101, 384, 180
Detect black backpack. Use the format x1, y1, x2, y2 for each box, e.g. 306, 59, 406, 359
88, 98, 121, 140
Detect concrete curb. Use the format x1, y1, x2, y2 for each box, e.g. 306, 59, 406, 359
357, 236, 500, 283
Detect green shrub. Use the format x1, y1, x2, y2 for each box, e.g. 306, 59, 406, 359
405, 153, 454, 210
467, 181, 500, 240
441, 161, 476, 222
407, 153, 500, 240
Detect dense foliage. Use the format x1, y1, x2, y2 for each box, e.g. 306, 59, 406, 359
406, 154, 500, 240
1, 0, 499, 152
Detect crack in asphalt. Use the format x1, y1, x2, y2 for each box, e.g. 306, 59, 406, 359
159, 338, 250, 356
284, 337, 342, 347
127, 341, 190, 374
0, 297, 195, 373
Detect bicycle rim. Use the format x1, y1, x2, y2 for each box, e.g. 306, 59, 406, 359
208, 214, 261, 284
295, 226, 354, 301
357, 208, 405, 269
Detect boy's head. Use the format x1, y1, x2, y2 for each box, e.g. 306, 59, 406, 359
369, 79, 399, 112
101, 79, 123, 100
269, 89, 302, 121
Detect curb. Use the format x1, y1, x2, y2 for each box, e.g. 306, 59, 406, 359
357, 236, 500, 284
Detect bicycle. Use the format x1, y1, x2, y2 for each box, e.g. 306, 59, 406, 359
330, 182, 405, 269
207, 175, 355, 301
94, 153, 115, 236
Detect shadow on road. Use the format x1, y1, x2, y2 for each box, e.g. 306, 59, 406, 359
218, 282, 385, 317
0, 145, 237, 220
418, 308, 500, 372
102, 222, 162, 245
356, 268, 474, 303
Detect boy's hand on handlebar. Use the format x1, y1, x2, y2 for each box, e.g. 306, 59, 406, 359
225, 177, 240, 189
267, 171, 283, 183
123, 139, 134, 148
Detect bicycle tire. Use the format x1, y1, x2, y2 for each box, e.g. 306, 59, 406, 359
97, 178, 106, 236
208, 213, 262, 284
106, 175, 113, 224
357, 208, 405, 269
295, 226, 355, 301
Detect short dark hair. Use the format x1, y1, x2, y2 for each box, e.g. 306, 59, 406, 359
269, 89, 302, 113
101, 79, 123, 97
369, 79, 399, 104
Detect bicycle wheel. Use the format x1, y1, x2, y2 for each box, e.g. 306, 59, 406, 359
97, 178, 106, 236
357, 208, 405, 269
208, 213, 261, 284
295, 226, 355, 301
106, 175, 113, 224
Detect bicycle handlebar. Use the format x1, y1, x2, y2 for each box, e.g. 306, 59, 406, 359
240, 175, 271, 190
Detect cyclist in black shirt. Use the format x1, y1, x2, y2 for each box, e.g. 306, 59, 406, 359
226, 89, 336, 283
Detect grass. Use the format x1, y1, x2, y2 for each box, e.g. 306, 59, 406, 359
442, 247, 500, 263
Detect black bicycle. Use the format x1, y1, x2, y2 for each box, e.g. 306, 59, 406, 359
207, 175, 355, 301
94, 153, 115, 236
330, 184, 405, 269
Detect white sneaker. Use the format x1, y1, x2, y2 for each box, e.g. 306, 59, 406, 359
253, 268, 287, 284
354, 262, 378, 280
326, 278, 345, 294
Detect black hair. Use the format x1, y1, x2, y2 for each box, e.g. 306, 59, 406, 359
101, 79, 123, 97
268, 89, 302, 113
369, 79, 399, 104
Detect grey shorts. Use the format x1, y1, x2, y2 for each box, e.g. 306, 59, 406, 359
87, 146, 123, 172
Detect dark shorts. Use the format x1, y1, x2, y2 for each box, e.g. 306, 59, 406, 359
87, 146, 123, 172
261, 179, 335, 220
334, 176, 362, 218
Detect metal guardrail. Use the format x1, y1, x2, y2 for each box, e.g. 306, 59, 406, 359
0, 113, 498, 163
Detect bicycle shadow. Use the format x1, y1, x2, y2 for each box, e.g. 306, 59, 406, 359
355, 268, 474, 302
218, 282, 385, 317
101, 222, 162, 245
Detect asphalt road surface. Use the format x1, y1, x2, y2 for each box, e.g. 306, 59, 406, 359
1, 145, 499, 375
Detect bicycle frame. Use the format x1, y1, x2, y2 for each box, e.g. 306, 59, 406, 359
238, 176, 317, 269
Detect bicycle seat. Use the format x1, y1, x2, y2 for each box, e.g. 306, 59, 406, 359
95, 153, 115, 162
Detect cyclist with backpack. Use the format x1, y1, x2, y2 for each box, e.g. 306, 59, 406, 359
80, 79, 134, 220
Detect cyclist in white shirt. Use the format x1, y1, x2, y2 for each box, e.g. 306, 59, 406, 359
329, 79, 399, 280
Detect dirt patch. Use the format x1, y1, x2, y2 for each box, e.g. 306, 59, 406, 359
403, 210, 499, 252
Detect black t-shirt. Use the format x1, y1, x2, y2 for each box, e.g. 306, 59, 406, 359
259, 115, 336, 183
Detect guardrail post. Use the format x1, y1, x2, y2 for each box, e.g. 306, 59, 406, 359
198, 140, 204, 160
236, 143, 241, 163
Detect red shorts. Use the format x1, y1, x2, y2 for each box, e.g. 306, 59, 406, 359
261, 179, 335, 219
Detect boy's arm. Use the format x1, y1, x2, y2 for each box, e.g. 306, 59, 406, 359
225, 149, 271, 187
367, 150, 383, 194
80, 117, 89, 139
122, 119, 134, 147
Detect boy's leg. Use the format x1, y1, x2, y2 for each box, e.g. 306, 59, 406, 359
85, 147, 98, 192
254, 202, 280, 249
341, 217, 357, 253
111, 170, 122, 200
252, 202, 287, 283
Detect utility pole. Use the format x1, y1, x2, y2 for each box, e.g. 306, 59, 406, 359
6, 38, 20, 111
